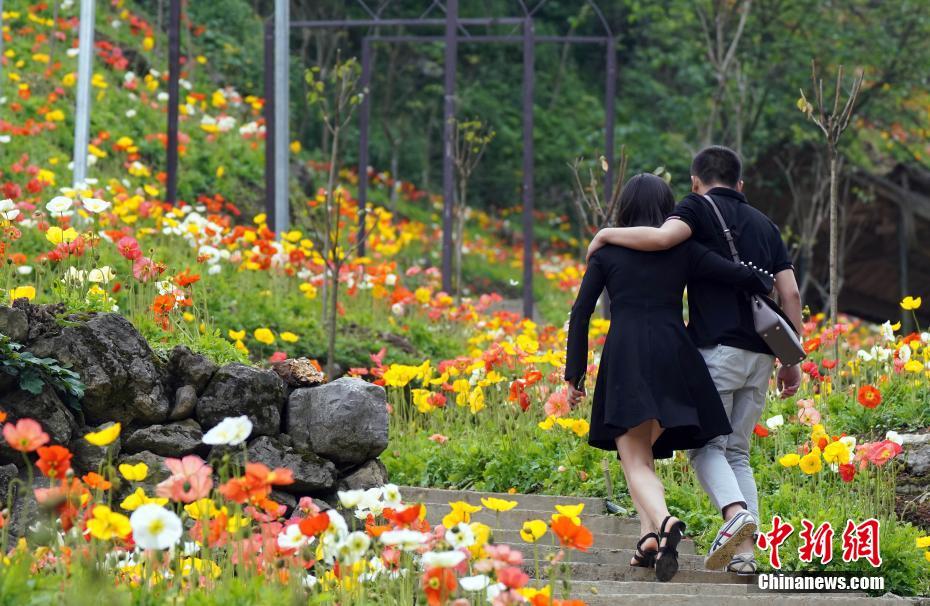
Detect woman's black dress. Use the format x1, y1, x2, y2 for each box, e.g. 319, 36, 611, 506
564, 240, 773, 459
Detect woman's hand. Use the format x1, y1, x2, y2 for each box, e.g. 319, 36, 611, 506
565, 380, 586, 409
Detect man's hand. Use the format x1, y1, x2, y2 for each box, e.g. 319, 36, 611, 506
565, 381, 586, 409
586, 232, 605, 263
777, 364, 801, 398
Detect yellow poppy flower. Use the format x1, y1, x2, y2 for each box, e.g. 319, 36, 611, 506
9, 285, 36, 303
901, 296, 922, 311
86, 505, 132, 541
118, 462, 149, 482
481, 497, 518, 512
280, 331, 299, 343
823, 441, 850, 465
120, 488, 169, 512
538, 416, 556, 431
554, 503, 585, 525
468, 387, 485, 414
520, 519, 547, 543
254, 328, 275, 345
442, 501, 482, 527
799, 450, 822, 475
84, 423, 121, 447
916, 536, 930, 549
779, 453, 800, 467
45, 226, 79, 244
228, 329, 245, 341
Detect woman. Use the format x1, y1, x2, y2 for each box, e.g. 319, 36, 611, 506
563, 173, 772, 582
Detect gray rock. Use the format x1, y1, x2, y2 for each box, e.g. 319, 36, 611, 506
338, 459, 388, 491
197, 364, 286, 437
169, 385, 198, 421
269, 489, 299, 513
27, 313, 169, 426
905, 442, 930, 476
1, 386, 77, 447
168, 346, 218, 394
287, 378, 388, 465
247, 435, 336, 494
0, 463, 20, 506
123, 420, 203, 457
0, 306, 28, 342
69, 424, 121, 474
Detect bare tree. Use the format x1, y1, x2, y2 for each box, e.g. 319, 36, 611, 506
305, 56, 367, 378
451, 118, 495, 299
798, 62, 864, 332
695, 0, 753, 154
777, 151, 829, 300
568, 148, 629, 240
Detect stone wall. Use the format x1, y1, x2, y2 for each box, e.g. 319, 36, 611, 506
0, 301, 389, 509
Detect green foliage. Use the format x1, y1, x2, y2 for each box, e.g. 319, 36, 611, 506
0, 335, 85, 413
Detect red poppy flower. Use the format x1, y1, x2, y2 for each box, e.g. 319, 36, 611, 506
838, 463, 856, 483
36, 445, 72, 478
298, 512, 331, 537
753, 424, 770, 438
857, 385, 882, 409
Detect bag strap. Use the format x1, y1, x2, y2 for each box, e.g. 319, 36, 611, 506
701, 194, 740, 263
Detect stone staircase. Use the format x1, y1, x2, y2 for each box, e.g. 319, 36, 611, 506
400, 486, 918, 605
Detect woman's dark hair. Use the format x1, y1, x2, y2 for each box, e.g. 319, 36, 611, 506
616, 173, 676, 228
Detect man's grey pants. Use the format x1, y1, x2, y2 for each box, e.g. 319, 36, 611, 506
687, 345, 774, 522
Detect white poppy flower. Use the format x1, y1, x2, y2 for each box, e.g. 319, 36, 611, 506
380, 530, 429, 550
445, 523, 476, 549
277, 524, 308, 551
338, 489, 366, 509
130, 504, 182, 550
202, 415, 253, 446
381, 484, 403, 509
459, 574, 490, 591
47, 196, 73, 215
886, 430, 904, 445
421, 550, 466, 568
88, 266, 116, 284
765, 415, 785, 430
899, 345, 911, 363
81, 198, 111, 214
839, 435, 857, 451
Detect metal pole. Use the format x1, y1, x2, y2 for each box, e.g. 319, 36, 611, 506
165, 0, 181, 205
263, 18, 276, 225
441, 0, 458, 293
0, 0, 5, 97
521, 18, 535, 319
273, 0, 290, 235
604, 36, 617, 196
899, 174, 911, 332
357, 38, 373, 256
72, 0, 96, 188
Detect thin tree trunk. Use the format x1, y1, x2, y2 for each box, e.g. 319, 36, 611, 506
327, 260, 339, 378
828, 147, 839, 361
454, 181, 467, 301
322, 128, 341, 338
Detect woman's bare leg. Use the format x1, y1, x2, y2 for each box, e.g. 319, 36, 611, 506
616, 421, 679, 563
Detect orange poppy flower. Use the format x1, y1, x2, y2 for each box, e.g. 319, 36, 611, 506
421, 567, 456, 606
298, 512, 331, 538
550, 515, 594, 552
82, 472, 112, 491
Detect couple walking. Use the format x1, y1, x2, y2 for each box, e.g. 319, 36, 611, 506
564, 146, 803, 581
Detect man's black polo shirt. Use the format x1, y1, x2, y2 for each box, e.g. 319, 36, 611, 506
670, 187, 794, 355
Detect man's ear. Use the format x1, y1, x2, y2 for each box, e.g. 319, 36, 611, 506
691, 175, 700, 193
736, 179, 744, 192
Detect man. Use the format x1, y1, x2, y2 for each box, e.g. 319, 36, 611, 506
586, 146, 802, 574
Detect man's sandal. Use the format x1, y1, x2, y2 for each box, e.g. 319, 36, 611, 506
630, 532, 659, 568
655, 516, 686, 582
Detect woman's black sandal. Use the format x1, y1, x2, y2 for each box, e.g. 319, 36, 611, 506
631, 532, 659, 568
655, 515, 686, 582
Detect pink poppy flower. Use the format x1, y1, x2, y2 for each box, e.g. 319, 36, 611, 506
798, 406, 821, 426
156, 455, 213, 502
428, 434, 449, 444
544, 388, 571, 418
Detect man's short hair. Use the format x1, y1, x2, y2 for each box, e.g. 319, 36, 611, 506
691, 145, 742, 187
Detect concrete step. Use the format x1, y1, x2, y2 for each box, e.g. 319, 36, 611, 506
526, 559, 755, 583
422, 506, 639, 535
400, 486, 607, 515
575, 594, 904, 605
490, 528, 696, 555
506, 542, 700, 566
564, 580, 871, 598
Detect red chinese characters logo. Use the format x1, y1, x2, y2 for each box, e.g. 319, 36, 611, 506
757, 517, 881, 569
841, 518, 882, 567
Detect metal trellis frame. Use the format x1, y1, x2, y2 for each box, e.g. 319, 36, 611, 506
164, 1, 617, 319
